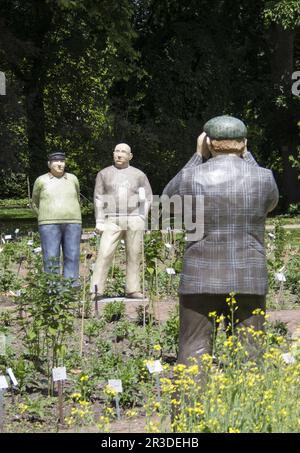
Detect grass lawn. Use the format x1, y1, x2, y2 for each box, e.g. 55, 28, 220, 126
0, 208, 36, 219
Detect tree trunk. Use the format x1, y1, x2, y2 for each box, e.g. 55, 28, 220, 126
268, 24, 300, 208
24, 62, 46, 184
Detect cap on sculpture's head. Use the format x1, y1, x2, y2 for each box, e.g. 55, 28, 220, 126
48, 152, 66, 161
203, 115, 247, 140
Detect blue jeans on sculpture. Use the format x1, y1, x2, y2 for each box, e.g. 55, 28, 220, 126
39, 224, 81, 286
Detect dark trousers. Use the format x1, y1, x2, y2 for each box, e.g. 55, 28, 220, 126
39, 223, 81, 285
178, 293, 266, 365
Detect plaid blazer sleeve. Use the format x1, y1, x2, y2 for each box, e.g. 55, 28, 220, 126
163, 153, 203, 197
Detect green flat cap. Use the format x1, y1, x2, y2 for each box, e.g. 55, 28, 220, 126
203, 115, 247, 140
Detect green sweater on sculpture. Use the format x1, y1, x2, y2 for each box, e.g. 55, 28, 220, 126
32, 172, 82, 225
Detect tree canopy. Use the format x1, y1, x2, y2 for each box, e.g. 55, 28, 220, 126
0, 0, 300, 208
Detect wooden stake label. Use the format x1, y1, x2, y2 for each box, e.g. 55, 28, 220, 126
108, 379, 123, 393
52, 367, 67, 382
275, 272, 286, 282
166, 268, 175, 275
146, 360, 163, 374
6, 368, 18, 386
0, 376, 8, 390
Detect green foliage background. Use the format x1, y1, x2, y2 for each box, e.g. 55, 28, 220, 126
0, 0, 300, 207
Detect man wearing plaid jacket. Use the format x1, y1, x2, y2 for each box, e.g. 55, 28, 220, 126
163, 116, 279, 363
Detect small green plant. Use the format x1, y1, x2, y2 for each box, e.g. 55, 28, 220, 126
18, 395, 54, 422
105, 265, 126, 297
144, 231, 164, 294
287, 202, 300, 217
16, 257, 78, 385
102, 300, 125, 323
112, 319, 136, 342
0, 269, 18, 292
74, 373, 94, 401
273, 219, 286, 270
84, 318, 105, 342
135, 304, 152, 326
162, 305, 179, 355
285, 255, 300, 295
95, 338, 112, 355
270, 319, 289, 336
0, 311, 13, 327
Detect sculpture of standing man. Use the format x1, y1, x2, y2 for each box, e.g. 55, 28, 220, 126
91, 143, 152, 300
32, 152, 82, 287
163, 116, 279, 363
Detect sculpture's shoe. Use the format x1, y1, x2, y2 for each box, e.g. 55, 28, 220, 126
126, 292, 144, 299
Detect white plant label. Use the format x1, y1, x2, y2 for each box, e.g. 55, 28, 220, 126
4, 235, 12, 240
33, 247, 42, 254
52, 367, 67, 382
108, 379, 123, 394
0, 376, 8, 390
27, 240, 33, 246
15, 229, 20, 234
1, 238, 5, 244
146, 360, 163, 374
6, 368, 18, 386
164, 243, 172, 249
275, 272, 286, 282
166, 267, 175, 275
282, 353, 296, 365
0, 334, 6, 356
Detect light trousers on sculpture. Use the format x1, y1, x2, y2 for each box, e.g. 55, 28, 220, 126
91, 216, 144, 295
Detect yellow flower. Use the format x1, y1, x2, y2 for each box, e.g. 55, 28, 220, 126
147, 421, 160, 433
252, 308, 265, 316
228, 427, 240, 433
153, 344, 161, 351
65, 416, 75, 426
173, 363, 187, 373
126, 409, 138, 418
79, 400, 90, 407
80, 374, 89, 382
209, 311, 217, 318
71, 392, 82, 401
224, 336, 234, 348
187, 364, 199, 376
144, 358, 154, 367
98, 415, 110, 433
279, 408, 288, 418
160, 377, 175, 393
201, 353, 213, 367
216, 314, 225, 323
104, 385, 117, 398
19, 403, 28, 414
